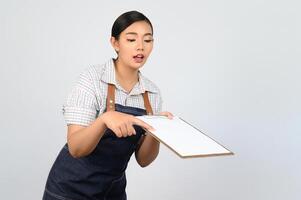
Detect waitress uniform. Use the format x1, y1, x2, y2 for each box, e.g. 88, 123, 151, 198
42, 58, 162, 200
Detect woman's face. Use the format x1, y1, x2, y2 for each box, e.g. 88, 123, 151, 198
111, 21, 154, 70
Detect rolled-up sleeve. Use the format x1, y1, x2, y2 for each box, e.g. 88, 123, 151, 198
62, 69, 98, 126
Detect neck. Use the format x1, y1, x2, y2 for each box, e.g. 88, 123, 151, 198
113, 58, 139, 92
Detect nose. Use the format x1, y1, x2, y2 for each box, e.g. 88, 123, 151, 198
136, 39, 144, 51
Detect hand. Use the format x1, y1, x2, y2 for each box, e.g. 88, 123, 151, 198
159, 111, 174, 119
100, 111, 155, 138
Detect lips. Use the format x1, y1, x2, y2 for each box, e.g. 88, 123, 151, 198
133, 54, 144, 63
133, 54, 144, 59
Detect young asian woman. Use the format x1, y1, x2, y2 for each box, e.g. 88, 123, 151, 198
42, 10, 173, 200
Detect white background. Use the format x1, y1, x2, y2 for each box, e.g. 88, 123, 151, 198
0, 0, 300, 199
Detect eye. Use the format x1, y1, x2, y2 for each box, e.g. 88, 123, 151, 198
127, 39, 135, 42
144, 39, 153, 43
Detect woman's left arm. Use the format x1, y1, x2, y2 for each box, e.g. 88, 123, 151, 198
135, 111, 173, 167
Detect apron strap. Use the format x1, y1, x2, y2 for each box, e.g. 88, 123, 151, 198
143, 91, 153, 115
106, 83, 116, 112
106, 83, 154, 115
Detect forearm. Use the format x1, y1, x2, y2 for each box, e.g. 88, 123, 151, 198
68, 116, 107, 158
136, 134, 160, 167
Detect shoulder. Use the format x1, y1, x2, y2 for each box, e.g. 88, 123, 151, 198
79, 58, 115, 84
71, 61, 109, 98
78, 63, 106, 83
75, 60, 109, 90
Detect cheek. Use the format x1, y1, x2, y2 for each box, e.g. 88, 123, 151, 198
120, 43, 132, 50
145, 44, 153, 54
119, 45, 133, 55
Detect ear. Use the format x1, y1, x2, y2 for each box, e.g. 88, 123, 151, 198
110, 36, 120, 52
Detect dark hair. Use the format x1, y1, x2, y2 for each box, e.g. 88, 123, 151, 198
111, 10, 153, 40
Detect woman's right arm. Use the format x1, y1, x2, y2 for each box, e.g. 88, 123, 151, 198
67, 111, 154, 158
67, 114, 108, 158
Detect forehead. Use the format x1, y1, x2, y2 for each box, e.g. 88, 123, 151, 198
121, 21, 153, 36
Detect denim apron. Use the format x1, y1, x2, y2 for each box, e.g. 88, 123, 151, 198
43, 83, 154, 200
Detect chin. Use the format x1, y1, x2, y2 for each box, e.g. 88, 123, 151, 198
130, 63, 143, 70
130, 60, 146, 69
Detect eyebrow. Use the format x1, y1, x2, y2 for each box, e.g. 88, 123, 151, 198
125, 32, 153, 36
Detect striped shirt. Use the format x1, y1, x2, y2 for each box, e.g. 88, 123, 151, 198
62, 57, 163, 126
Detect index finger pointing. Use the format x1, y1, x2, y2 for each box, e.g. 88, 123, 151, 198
132, 118, 155, 132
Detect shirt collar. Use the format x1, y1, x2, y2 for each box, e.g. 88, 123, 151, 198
100, 58, 159, 95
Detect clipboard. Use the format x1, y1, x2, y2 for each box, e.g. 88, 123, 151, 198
136, 115, 234, 158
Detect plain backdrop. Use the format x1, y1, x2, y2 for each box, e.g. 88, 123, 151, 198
0, 0, 300, 199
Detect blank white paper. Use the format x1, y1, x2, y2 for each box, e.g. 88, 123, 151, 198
136, 115, 233, 158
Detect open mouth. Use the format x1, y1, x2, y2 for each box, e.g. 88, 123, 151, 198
133, 54, 144, 63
